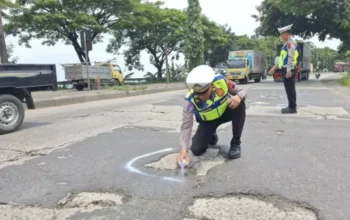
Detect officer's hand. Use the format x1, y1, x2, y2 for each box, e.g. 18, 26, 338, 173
286, 71, 292, 78
227, 95, 241, 109
176, 149, 190, 168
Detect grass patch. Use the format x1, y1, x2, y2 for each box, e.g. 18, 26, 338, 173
339, 72, 350, 86
339, 76, 350, 86
102, 84, 148, 91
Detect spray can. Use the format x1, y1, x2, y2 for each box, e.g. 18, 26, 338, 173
178, 159, 187, 169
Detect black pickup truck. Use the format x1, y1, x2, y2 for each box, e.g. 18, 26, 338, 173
0, 64, 58, 134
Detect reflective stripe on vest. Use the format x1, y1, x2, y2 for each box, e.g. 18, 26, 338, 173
185, 75, 229, 121
278, 44, 288, 68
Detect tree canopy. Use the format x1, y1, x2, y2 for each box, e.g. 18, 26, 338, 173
107, 2, 186, 78
253, 0, 349, 47
184, 0, 205, 71
4, 0, 138, 63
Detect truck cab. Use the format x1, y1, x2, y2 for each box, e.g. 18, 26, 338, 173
95, 61, 124, 86
226, 58, 249, 82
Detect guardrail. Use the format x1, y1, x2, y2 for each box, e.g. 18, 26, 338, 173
57, 77, 171, 87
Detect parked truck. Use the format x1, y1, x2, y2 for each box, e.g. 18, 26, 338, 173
0, 64, 58, 134
63, 60, 124, 91
273, 42, 312, 82
333, 62, 348, 72
225, 50, 265, 84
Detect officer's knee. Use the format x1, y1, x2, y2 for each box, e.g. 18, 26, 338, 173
191, 145, 206, 156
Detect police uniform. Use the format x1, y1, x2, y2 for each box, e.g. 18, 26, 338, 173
179, 65, 247, 159
277, 24, 298, 114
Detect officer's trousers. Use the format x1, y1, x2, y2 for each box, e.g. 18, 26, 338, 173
190, 101, 246, 156
282, 68, 297, 109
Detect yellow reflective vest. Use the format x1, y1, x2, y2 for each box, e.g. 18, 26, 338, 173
278, 41, 299, 69
185, 75, 229, 121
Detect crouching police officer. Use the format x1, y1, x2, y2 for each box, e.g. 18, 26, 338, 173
176, 65, 247, 166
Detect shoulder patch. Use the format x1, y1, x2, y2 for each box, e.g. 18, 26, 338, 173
216, 88, 224, 97
186, 102, 194, 112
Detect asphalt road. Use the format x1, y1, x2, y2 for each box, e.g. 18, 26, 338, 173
0, 73, 349, 220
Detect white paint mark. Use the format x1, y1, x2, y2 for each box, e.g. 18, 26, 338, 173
125, 148, 184, 183
126, 148, 173, 175
163, 177, 184, 183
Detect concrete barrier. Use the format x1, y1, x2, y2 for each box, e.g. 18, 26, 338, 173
33, 85, 186, 109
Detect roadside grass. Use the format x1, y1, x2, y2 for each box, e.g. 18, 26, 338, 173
102, 84, 148, 91
339, 72, 350, 87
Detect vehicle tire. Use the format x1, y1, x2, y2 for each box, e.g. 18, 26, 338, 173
254, 76, 261, 83
243, 77, 248, 84
76, 84, 84, 91
209, 133, 218, 146
114, 79, 121, 86
306, 73, 309, 80
0, 94, 25, 135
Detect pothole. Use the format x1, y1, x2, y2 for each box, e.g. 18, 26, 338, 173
185, 194, 319, 220
144, 148, 226, 176
0, 191, 129, 220
57, 192, 127, 208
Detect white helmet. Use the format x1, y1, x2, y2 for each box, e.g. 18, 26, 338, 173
186, 65, 215, 93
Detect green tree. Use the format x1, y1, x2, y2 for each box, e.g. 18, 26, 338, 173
201, 16, 230, 67
184, 0, 204, 71
4, 0, 138, 63
204, 25, 237, 68
252, 0, 349, 45
107, 2, 186, 78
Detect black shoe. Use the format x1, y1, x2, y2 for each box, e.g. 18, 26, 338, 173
281, 107, 297, 114
228, 139, 241, 159
209, 133, 218, 146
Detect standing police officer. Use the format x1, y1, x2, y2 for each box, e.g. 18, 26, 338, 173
176, 65, 247, 166
269, 24, 299, 114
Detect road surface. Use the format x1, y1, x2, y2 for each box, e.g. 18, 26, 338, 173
0, 73, 349, 220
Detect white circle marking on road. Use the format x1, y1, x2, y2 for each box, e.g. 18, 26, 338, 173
125, 148, 184, 183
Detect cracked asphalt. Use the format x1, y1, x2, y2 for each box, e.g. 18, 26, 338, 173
0, 73, 349, 220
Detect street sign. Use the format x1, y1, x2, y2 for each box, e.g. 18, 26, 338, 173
80, 30, 92, 52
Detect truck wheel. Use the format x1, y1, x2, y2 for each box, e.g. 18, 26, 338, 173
76, 84, 84, 91
114, 79, 121, 86
0, 94, 25, 135
243, 77, 248, 84
254, 76, 261, 83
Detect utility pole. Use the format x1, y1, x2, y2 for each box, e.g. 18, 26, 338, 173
80, 30, 92, 90
0, 5, 8, 63
164, 43, 170, 84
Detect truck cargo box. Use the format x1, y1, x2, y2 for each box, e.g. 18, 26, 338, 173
0, 64, 58, 91
64, 64, 112, 80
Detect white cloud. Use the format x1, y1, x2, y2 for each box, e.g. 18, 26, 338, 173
6, 0, 341, 81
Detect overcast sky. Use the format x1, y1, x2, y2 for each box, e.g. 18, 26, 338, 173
6, 0, 341, 81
